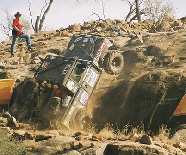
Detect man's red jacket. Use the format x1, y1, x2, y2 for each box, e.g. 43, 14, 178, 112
13, 19, 22, 36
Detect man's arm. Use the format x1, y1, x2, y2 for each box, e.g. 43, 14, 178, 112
13, 25, 22, 32
12, 19, 22, 33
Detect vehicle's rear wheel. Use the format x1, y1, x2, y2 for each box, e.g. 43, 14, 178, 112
104, 52, 124, 75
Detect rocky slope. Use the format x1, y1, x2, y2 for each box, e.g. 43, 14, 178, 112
0, 18, 186, 154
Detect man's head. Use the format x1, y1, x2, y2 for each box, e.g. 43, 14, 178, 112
14, 12, 21, 18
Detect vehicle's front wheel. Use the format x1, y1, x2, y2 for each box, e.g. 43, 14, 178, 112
104, 52, 124, 75
74, 110, 92, 130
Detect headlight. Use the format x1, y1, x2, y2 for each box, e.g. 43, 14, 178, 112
35, 82, 39, 87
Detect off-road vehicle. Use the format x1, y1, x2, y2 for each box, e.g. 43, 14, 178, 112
34, 34, 124, 129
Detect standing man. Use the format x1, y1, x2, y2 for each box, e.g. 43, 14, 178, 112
11, 12, 31, 56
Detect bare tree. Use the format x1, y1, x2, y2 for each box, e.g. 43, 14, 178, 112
80, 0, 107, 22
28, 0, 54, 33
86, 12, 102, 21
124, 0, 136, 22
122, 0, 144, 22
135, 0, 141, 22
101, 0, 106, 19
0, 10, 13, 38
123, 0, 174, 23
0, 10, 31, 39
143, 0, 174, 22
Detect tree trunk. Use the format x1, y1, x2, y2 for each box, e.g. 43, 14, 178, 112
38, 0, 53, 31
130, 11, 144, 22
35, 16, 40, 33
135, 0, 141, 22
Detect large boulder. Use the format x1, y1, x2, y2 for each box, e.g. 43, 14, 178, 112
7, 117, 19, 128
69, 24, 81, 32
9, 78, 37, 121
139, 134, 152, 145
12, 130, 34, 140
35, 134, 52, 142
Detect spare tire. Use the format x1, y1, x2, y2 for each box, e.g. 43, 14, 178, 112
104, 52, 124, 75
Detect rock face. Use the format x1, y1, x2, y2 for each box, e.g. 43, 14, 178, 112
104, 142, 185, 155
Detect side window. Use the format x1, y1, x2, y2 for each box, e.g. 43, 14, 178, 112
71, 63, 86, 83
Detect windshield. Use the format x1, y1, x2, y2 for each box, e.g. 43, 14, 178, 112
71, 63, 86, 83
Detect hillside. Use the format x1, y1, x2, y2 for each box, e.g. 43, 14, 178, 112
0, 18, 186, 154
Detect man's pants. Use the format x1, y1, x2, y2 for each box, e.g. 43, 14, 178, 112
11, 34, 31, 55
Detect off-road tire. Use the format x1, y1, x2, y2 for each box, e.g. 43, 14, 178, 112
104, 52, 124, 75
74, 110, 92, 130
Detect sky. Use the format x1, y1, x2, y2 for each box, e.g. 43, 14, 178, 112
0, 0, 185, 42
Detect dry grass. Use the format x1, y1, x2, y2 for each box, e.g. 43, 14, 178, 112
98, 123, 116, 140
0, 128, 27, 155
92, 123, 176, 144
153, 125, 174, 145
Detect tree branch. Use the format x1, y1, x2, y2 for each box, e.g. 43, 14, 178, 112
89, 12, 102, 21
130, 11, 144, 22
39, 0, 53, 31
135, 0, 141, 22
125, 0, 136, 22
40, 0, 48, 17
35, 16, 40, 33
28, 0, 35, 31
101, 0, 106, 19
